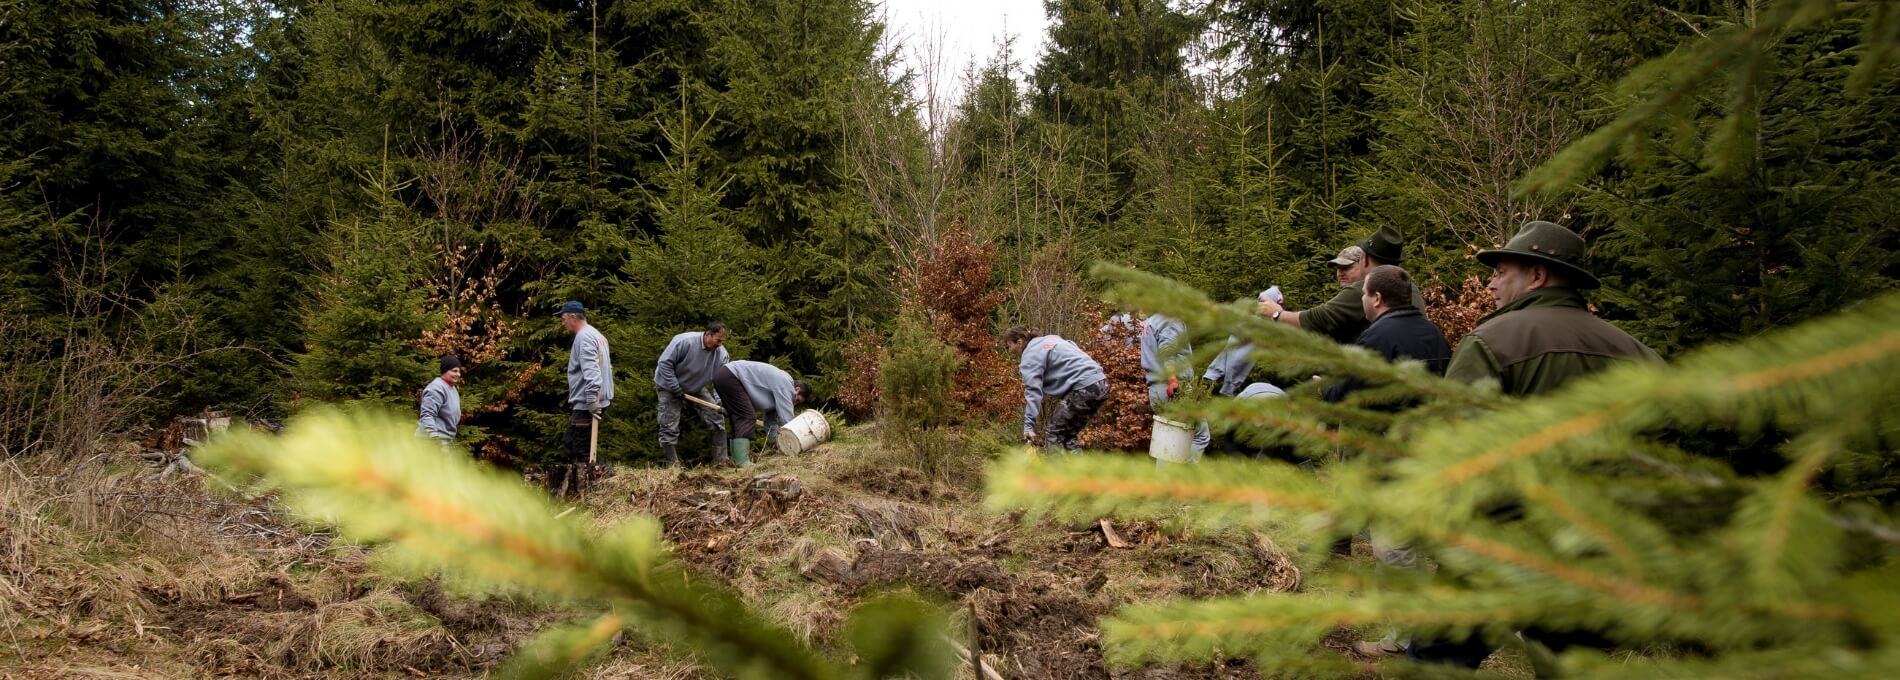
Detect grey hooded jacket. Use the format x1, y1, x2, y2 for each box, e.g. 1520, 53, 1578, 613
653, 331, 730, 395
417, 377, 461, 441
1018, 335, 1107, 434
1202, 337, 1257, 397
723, 360, 798, 428
567, 324, 615, 410
1138, 314, 1195, 388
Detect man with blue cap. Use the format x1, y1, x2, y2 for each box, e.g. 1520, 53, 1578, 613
556, 301, 614, 492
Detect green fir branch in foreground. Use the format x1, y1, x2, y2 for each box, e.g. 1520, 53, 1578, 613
198, 409, 951, 680
987, 270, 1900, 677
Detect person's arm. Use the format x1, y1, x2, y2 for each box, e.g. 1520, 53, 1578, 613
1294, 287, 1362, 339
418, 384, 450, 440
1224, 344, 1256, 396
1256, 297, 1305, 328
771, 374, 796, 426
1020, 350, 1045, 438
1444, 335, 1504, 387
577, 333, 604, 408
654, 337, 683, 394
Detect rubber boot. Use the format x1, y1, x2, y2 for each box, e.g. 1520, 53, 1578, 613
661, 443, 680, 468
711, 430, 735, 468
729, 438, 753, 468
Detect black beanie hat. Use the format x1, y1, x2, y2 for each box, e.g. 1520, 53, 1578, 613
439, 355, 463, 374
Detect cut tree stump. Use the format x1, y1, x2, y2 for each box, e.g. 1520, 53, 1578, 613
795, 546, 854, 586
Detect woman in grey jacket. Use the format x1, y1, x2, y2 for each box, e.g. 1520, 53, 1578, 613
417, 355, 463, 442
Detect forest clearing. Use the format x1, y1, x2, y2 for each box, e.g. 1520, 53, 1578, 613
7, 0, 1900, 678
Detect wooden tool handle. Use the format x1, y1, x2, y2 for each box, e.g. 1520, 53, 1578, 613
683, 392, 724, 412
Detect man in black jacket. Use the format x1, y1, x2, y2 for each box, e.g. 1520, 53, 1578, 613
1323, 265, 1452, 404
1326, 264, 1456, 658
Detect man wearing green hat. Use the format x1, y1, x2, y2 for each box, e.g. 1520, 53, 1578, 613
1444, 220, 1662, 393
1257, 227, 1424, 344
1403, 221, 1663, 669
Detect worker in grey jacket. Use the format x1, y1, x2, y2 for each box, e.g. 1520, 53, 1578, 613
1006, 326, 1109, 452
710, 360, 811, 467
416, 355, 463, 442
654, 321, 732, 467
558, 302, 614, 492
1139, 314, 1210, 459
1202, 289, 1277, 397
1202, 338, 1256, 397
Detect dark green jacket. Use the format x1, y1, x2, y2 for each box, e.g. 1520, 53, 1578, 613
1303, 281, 1427, 344
1445, 288, 1662, 396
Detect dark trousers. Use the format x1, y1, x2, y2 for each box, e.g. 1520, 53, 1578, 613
554, 410, 598, 495
561, 410, 596, 463
710, 365, 758, 440
1044, 379, 1109, 450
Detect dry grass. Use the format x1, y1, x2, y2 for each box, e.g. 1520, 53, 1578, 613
12, 419, 1322, 679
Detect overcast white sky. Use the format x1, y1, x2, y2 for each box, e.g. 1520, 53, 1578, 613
873, 0, 1050, 100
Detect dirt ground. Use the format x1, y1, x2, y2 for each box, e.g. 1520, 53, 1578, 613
3, 424, 1478, 679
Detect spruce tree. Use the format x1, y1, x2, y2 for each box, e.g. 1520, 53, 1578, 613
291, 168, 433, 408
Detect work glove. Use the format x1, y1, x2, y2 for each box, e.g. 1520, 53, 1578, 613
1167, 375, 1180, 399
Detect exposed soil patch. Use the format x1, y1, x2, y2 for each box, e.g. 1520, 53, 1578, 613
839, 464, 946, 502
846, 548, 1011, 595
621, 460, 1306, 680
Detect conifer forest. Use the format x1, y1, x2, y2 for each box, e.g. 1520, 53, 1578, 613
6, 1, 1900, 678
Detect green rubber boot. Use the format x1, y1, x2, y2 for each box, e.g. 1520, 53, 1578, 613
729, 438, 753, 468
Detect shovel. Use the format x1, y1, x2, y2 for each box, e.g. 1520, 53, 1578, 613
684, 393, 765, 427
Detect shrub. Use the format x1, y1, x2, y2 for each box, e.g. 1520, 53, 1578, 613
1424, 274, 1493, 348
902, 225, 1016, 421
1078, 312, 1153, 450
878, 313, 960, 429
837, 328, 884, 418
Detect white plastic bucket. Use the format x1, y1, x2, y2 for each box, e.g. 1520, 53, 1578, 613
777, 409, 832, 456
1149, 416, 1199, 464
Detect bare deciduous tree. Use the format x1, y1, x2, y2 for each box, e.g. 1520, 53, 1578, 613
1371, 2, 1588, 250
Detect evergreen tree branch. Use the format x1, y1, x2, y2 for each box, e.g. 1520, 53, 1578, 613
1731, 422, 1854, 604
986, 451, 1336, 528
1100, 591, 1535, 666
1518, 0, 1855, 192
1517, 478, 1649, 580
494, 614, 626, 680
1173, 397, 1405, 459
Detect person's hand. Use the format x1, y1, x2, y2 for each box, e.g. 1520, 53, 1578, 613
1257, 297, 1285, 319
1022, 430, 1037, 445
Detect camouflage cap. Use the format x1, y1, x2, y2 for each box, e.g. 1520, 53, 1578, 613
1326, 245, 1366, 267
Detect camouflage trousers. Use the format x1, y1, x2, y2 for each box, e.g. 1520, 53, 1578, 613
1043, 379, 1109, 451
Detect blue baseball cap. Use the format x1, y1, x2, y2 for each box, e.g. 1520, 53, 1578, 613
554, 301, 586, 317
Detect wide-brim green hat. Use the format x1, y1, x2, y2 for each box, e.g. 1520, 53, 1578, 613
1476, 220, 1600, 289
